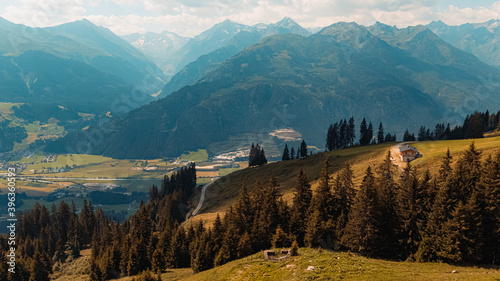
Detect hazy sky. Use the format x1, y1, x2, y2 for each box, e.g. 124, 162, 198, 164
0, 0, 499, 37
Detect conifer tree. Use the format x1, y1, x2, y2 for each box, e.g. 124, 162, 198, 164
375, 151, 400, 258
332, 164, 355, 243
234, 183, 253, 234
89, 258, 103, 281
326, 124, 334, 151
438, 148, 453, 184
31, 242, 52, 281
396, 165, 422, 259
377, 122, 384, 144
0, 253, 8, 281
478, 152, 500, 263
237, 232, 253, 258
290, 147, 295, 160
305, 160, 333, 247
282, 144, 290, 161
348, 117, 356, 146
272, 226, 291, 248
368, 122, 373, 144
342, 166, 379, 255
290, 169, 312, 246
300, 140, 308, 158
359, 118, 368, 145
304, 208, 322, 248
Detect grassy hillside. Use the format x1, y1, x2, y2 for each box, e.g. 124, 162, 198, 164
188, 142, 395, 222
410, 136, 500, 176
189, 135, 500, 227
55, 248, 500, 281
183, 248, 500, 281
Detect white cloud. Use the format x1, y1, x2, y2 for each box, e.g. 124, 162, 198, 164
1, 0, 500, 37
2, 0, 87, 27
438, 2, 500, 25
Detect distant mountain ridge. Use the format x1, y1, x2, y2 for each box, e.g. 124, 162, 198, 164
155, 17, 312, 97
0, 17, 166, 114
48, 22, 500, 159
427, 19, 500, 69
122, 31, 190, 79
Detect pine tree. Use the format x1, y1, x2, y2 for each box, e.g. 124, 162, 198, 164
89, 258, 103, 281
368, 122, 373, 144
290, 147, 295, 160
305, 160, 333, 247
0, 253, 8, 281
282, 144, 290, 161
326, 124, 334, 151
304, 208, 322, 248
342, 166, 379, 255
237, 232, 253, 258
377, 122, 384, 144
359, 118, 368, 145
438, 148, 453, 183
396, 165, 422, 259
478, 152, 500, 264
374, 151, 400, 258
234, 183, 253, 235
272, 226, 291, 248
332, 164, 355, 243
290, 169, 313, 246
291, 239, 299, 256
348, 117, 356, 146
31, 242, 52, 281
259, 148, 268, 166
300, 140, 308, 158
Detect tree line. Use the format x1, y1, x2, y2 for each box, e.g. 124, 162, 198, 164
0, 164, 197, 281
404, 110, 500, 142
325, 117, 396, 151
248, 143, 267, 167
282, 140, 308, 161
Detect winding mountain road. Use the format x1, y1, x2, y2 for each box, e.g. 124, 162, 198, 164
192, 181, 214, 216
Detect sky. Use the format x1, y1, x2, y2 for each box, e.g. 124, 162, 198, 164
0, 0, 499, 37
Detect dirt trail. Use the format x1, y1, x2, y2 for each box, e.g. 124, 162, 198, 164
390, 143, 408, 170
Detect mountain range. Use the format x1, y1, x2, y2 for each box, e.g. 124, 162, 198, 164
47, 22, 500, 159
0, 17, 165, 114
427, 20, 500, 69
123, 17, 311, 95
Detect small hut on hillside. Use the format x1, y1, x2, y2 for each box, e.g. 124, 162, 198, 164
399, 144, 422, 162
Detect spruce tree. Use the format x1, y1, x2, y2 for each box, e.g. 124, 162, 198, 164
368, 122, 373, 144
305, 160, 333, 247
374, 151, 400, 258
89, 258, 103, 281
342, 166, 379, 255
348, 117, 356, 146
290, 169, 313, 246
359, 118, 368, 145
290, 147, 295, 160
300, 140, 308, 158
478, 152, 500, 264
377, 122, 384, 144
282, 144, 290, 161
31, 242, 52, 281
332, 164, 355, 243
271, 226, 291, 248
326, 124, 334, 151
396, 165, 422, 259
438, 148, 453, 184
237, 232, 253, 258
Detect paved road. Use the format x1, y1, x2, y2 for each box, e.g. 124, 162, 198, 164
191, 181, 214, 216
